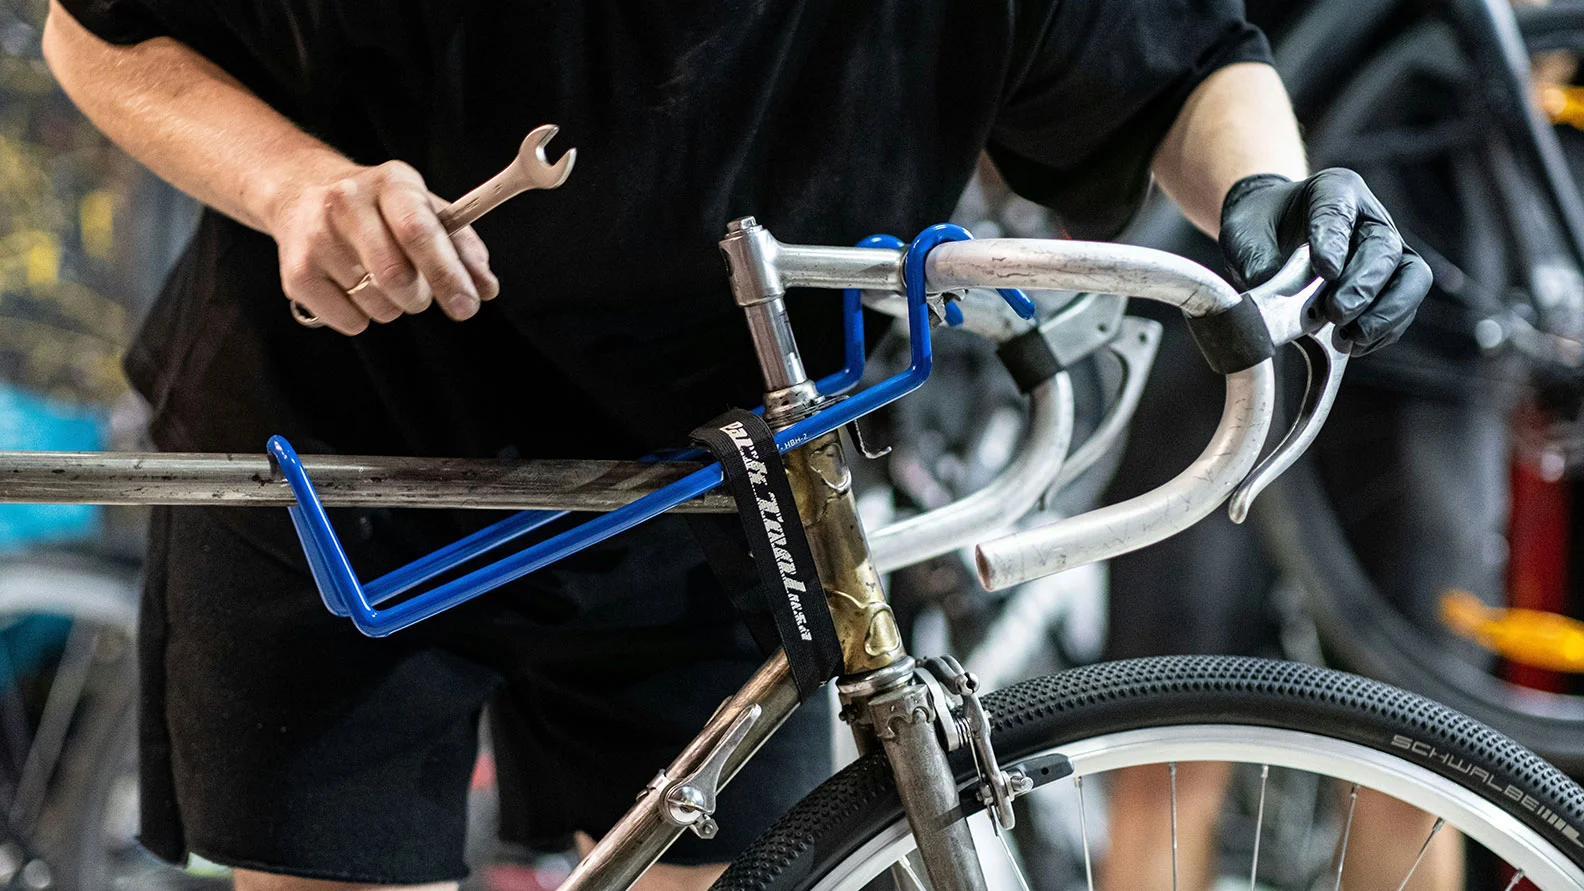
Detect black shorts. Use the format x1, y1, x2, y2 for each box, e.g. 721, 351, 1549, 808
138, 505, 832, 885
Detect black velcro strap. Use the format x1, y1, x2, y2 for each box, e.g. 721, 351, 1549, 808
995, 329, 1063, 394
1185, 295, 1275, 374
691, 409, 843, 699
684, 514, 781, 655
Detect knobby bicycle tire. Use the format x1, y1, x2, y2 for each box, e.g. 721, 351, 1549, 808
715, 657, 1584, 891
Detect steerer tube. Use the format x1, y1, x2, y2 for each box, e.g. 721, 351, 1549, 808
723, 217, 907, 672
719, 217, 816, 391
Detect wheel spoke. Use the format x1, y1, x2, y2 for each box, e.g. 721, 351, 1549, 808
1249, 764, 1269, 891
993, 826, 1033, 891
1075, 775, 1096, 891
1393, 817, 1446, 891
11, 619, 95, 831
1333, 783, 1359, 891
1501, 870, 1527, 891
754, 722, 1584, 891
1169, 762, 1179, 891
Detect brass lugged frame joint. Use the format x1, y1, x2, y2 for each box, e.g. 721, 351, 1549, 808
782, 430, 905, 673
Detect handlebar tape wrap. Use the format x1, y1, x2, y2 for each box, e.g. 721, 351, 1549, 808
688, 408, 843, 699
996, 328, 1064, 394
1185, 295, 1275, 374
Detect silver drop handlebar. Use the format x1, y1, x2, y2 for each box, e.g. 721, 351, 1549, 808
865, 309, 1160, 575
857, 285, 1160, 574
739, 230, 1341, 590
937, 242, 1341, 590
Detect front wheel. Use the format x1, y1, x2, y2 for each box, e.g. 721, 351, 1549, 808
717, 657, 1584, 891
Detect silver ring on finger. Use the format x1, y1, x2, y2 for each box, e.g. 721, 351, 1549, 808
289, 271, 373, 328
290, 299, 327, 328
346, 272, 377, 297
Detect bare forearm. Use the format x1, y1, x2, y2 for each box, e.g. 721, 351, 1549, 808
1150, 62, 1308, 237
42, 1, 497, 336
41, 1, 351, 233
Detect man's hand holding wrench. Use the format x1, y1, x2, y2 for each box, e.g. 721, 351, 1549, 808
276, 124, 576, 334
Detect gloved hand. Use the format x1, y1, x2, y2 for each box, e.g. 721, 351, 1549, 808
1219, 168, 1433, 353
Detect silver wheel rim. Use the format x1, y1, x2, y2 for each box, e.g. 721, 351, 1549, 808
810, 725, 1584, 891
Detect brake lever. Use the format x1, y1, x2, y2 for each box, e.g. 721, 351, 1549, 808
1226, 246, 1351, 524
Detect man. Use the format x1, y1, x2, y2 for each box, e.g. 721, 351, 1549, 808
42, 2, 1429, 890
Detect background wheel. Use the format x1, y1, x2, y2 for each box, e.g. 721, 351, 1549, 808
1119, 3, 1584, 773
1256, 10, 1584, 773
0, 553, 226, 890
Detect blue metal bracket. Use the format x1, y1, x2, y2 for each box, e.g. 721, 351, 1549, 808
814, 233, 902, 395
272, 224, 1031, 636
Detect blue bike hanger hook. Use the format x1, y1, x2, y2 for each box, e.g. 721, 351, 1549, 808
271, 222, 996, 636
905, 224, 1036, 326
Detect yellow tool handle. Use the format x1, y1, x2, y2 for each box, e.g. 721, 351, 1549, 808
1440, 589, 1584, 673
1541, 84, 1584, 131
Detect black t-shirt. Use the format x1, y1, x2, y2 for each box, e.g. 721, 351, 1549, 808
61, 0, 1268, 463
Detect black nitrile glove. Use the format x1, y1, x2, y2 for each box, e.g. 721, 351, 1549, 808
1219, 168, 1433, 353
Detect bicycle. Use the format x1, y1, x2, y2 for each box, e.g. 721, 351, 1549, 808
4, 220, 1584, 890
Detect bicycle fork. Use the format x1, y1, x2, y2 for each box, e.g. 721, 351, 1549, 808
553, 415, 997, 891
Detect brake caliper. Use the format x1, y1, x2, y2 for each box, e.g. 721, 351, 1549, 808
916, 656, 1033, 830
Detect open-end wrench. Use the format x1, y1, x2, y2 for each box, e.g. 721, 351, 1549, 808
433, 123, 577, 231
292, 123, 577, 328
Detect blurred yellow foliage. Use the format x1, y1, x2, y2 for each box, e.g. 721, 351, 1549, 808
0, 8, 152, 407
0, 133, 56, 229
24, 233, 57, 289
0, 229, 53, 287
79, 190, 113, 260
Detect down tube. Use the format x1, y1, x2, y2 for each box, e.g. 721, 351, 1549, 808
558, 652, 800, 891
